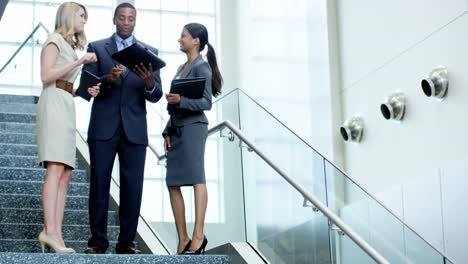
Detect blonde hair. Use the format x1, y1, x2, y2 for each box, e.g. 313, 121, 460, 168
54, 2, 87, 50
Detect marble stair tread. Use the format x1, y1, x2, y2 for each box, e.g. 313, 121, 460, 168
0, 180, 89, 196
0, 122, 35, 134
0, 239, 126, 254
0, 194, 88, 210
0, 223, 120, 241
0, 167, 87, 183
0, 95, 37, 104
0, 133, 36, 144
0, 208, 118, 225
0, 143, 38, 156
0, 252, 231, 263
0, 113, 36, 124
0, 103, 37, 114
0, 155, 81, 169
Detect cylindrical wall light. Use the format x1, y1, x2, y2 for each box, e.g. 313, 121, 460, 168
340, 116, 364, 143
421, 66, 449, 99
380, 92, 406, 121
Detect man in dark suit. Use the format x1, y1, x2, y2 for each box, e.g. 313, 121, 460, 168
77, 2, 162, 254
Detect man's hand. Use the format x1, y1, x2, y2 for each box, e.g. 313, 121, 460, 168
166, 93, 181, 105
88, 83, 101, 97
107, 64, 123, 83
134, 63, 155, 89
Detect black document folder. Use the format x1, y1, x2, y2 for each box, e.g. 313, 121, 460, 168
111, 42, 166, 73
76, 70, 100, 101
170, 77, 206, 99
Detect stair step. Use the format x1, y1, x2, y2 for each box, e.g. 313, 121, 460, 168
0, 167, 87, 183
0, 252, 230, 263
0, 208, 118, 225
0, 122, 35, 134
0, 223, 119, 241
0, 143, 37, 156
0, 194, 88, 210
0, 240, 124, 254
0, 103, 37, 114
0, 133, 36, 144
0, 180, 89, 196
0, 113, 36, 124
0, 95, 37, 104
0, 155, 81, 169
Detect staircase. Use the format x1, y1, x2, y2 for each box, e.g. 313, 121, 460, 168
0, 94, 230, 263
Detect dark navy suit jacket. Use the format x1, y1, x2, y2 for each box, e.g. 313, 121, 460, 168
79, 34, 163, 145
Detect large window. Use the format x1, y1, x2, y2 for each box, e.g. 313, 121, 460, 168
237, 0, 333, 157
0, 0, 116, 90
133, 0, 217, 105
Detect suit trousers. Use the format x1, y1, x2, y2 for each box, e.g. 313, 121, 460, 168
87, 125, 146, 251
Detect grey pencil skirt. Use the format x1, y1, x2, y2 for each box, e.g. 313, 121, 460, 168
166, 122, 208, 187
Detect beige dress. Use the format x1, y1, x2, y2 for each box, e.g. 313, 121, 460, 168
36, 32, 80, 169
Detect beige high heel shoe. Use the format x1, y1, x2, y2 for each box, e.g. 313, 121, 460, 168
38, 231, 75, 253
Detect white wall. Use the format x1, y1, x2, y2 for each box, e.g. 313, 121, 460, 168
337, 0, 468, 263
234, 0, 337, 161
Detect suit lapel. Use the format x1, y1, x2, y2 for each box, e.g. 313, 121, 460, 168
180, 55, 202, 78
104, 35, 117, 58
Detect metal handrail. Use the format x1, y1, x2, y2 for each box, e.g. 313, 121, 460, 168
0, 22, 49, 74
149, 120, 390, 264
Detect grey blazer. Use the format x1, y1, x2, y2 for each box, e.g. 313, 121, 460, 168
163, 55, 212, 135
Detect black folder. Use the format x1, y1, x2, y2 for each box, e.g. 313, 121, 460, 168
111, 42, 166, 73
170, 77, 206, 99
76, 70, 100, 101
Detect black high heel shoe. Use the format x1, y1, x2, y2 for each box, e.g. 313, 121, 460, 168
187, 236, 208, 255
178, 240, 191, 254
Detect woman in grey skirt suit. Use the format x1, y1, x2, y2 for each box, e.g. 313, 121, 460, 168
163, 23, 223, 254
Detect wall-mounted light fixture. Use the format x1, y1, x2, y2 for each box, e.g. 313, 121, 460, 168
340, 116, 364, 143
380, 92, 406, 121
421, 66, 449, 99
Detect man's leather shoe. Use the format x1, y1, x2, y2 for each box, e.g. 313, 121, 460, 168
115, 246, 142, 254
84, 246, 105, 254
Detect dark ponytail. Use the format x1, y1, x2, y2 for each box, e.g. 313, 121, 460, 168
184, 23, 223, 97
206, 42, 222, 97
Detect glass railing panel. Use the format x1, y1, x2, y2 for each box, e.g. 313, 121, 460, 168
241, 147, 331, 263
329, 230, 376, 264
144, 89, 246, 253
237, 89, 327, 208
0, 24, 49, 95
404, 225, 445, 264
324, 160, 445, 264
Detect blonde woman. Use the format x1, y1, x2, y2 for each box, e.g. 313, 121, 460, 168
37, 2, 98, 253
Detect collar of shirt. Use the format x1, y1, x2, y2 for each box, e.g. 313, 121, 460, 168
115, 34, 134, 51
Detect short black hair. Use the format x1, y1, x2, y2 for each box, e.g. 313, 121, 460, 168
113, 2, 136, 19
